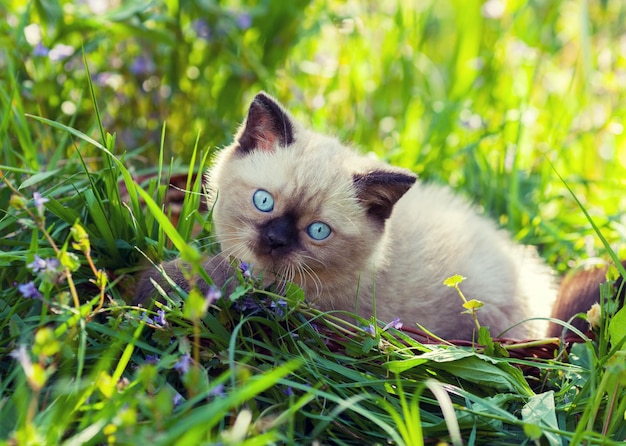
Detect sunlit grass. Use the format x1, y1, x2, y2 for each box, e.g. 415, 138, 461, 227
1, 0, 626, 444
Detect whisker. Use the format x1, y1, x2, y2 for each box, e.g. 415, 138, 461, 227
301, 262, 322, 296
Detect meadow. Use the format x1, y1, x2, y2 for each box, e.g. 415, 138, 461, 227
1, 0, 626, 444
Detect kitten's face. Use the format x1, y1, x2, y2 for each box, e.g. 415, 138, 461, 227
207, 93, 416, 297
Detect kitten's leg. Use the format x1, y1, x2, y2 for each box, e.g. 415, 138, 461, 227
547, 260, 625, 337
134, 255, 236, 306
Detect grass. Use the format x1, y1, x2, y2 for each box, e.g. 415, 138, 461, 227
1, 0, 626, 444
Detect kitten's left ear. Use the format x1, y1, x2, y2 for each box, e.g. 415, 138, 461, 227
353, 170, 417, 224
236, 92, 295, 153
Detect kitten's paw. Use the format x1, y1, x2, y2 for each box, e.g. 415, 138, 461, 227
133, 255, 237, 306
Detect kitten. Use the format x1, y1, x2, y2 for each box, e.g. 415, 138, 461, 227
137, 92, 557, 340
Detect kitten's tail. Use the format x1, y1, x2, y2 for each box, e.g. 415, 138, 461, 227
547, 259, 626, 338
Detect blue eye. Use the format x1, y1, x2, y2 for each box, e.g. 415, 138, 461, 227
307, 222, 331, 241
253, 189, 274, 212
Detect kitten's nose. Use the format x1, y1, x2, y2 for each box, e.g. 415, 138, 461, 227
262, 214, 297, 250
267, 231, 287, 248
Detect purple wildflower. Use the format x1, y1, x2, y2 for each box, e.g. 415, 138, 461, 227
10, 345, 33, 372
234, 297, 261, 313
174, 353, 191, 374
235, 12, 252, 30
33, 192, 49, 216
32, 42, 49, 57
140, 313, 154, 325
282, 386, 293, 396
26, 254, 63, 282
192, 19, 212, 40
46, 258, 60, 272
239, 261, 253, 280
156, 309, 167, 327
93, 72, 113, 88
382, 317, 403, 331
27, 255, 47, 273
145, 354, 160, 365
363, 324, 376, 336
17, 281, 42, 299
270, 299, 287, 317
173, 392, 184, 407
27, 255, 61, 282
206, 285, 222, 306
209, 383, 225, 397
130, 55, 155, 76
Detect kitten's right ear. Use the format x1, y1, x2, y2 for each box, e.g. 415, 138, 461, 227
236, 92, 295, 153
353, 169, 417, 224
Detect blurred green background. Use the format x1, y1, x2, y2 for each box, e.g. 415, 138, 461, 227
2, 0, 625, 271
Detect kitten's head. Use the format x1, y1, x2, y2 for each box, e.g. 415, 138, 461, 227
207, 92, 416, 300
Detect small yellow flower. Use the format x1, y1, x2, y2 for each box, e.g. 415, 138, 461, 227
587, 303, 602, 330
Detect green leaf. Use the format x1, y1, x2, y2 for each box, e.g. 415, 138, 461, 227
385, 356, 429, 374
522, 423, 543, 441
521, 391, 560, 445
45, 197, 82, 225
362, 336, 376, 354
135, 185, 200, 264
609, 305, 626, 349
284, 282, 305, 304
387, 348, 534, 395
478, 326, 495, 355
201, 312, 231, 348
183, 288, 207, 321
229, 285, 251, 302
151, 327, 174, 347
161, 359, 303, 441
431, 356, 531, 394
18, 170, 61, 190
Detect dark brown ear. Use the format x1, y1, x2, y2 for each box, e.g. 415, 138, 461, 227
236, 92, 295, 153
353, 170, 416, 224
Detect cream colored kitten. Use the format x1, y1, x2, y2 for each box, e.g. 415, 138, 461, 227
200, 92, 556, 340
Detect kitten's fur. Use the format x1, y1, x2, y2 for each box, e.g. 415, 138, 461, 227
191, 92, 554, 340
